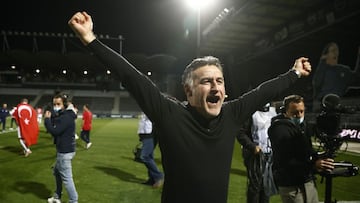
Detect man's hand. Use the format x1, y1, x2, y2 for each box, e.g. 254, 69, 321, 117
292, 57, 312, 77
68, 11, 96, 45
44, 111, 52, 119
254, 145, 261, 154
315, 158, 334, 173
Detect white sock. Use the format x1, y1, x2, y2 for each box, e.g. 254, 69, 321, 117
19, 139, 30, 152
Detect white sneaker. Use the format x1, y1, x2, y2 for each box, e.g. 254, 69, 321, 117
47, 196, 61, 203
24, 150, 32, 157
86, 142, 92, 149
75, 133, 79, 139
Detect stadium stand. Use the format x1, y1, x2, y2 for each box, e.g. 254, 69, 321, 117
0, 88, 141, 117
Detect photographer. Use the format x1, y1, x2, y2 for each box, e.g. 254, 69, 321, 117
268, 95, 334, 203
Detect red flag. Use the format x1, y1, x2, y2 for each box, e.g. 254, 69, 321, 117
12, 104, 39, 146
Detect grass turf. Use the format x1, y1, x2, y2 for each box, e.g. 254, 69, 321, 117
0, 118, 359, 202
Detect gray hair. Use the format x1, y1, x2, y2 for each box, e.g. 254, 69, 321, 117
181, 56, 223, 87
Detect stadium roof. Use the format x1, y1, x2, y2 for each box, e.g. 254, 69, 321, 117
1, 0, 360, 73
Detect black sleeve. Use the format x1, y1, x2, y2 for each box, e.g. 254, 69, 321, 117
231, 70, 299, 123
236, 117, 256, 152
87, 39, 170, 123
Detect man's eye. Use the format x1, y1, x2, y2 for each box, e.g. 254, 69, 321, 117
200, 79, 210, 84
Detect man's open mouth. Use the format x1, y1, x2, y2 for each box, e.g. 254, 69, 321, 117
206, 95, 220, 104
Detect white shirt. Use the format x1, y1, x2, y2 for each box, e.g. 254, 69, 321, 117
137, 113, 152, 134
251, 107, 277, 153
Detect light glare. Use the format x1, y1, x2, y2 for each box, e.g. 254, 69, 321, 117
185, 0, 214, 10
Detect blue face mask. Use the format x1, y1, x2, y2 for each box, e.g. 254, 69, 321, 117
53, 106, 62, 112
291, 117, 304, 125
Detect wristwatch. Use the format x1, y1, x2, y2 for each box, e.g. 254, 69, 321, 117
293, 69, 301, 78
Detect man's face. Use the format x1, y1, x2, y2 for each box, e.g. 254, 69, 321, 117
185, 65, 226, 119
53, 98, 65, 110
285, 101, 305, 119
328, 44, 339, 58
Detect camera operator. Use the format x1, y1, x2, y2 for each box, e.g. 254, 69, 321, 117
268, 95, 334, 203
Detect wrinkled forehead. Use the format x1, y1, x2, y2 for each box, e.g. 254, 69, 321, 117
193, 65, 224, 79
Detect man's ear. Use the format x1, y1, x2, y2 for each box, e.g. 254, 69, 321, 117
184, 84, 192, 97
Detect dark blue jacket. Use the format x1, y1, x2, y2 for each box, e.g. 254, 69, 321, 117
45, 109, 77, 153
0, 108, 9, 119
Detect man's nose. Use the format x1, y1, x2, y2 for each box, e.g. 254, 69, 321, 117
210, 80, 220, 89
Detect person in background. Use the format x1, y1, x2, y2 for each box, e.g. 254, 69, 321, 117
44, 94, 78, 203
11, 98, 39, 157
68, 11, 311, 203
9, 106, 18, 130
137, 112, 164, 188
268, 95, 334, 203
0, 103, 9, 132
36, 106, 43, 124
312, 42, 360, 110
80, 104, 92, 149
237, 103, 277, 203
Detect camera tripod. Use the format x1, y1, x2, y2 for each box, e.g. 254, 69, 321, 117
321, 162, 359, 203
322, 173, 335, 203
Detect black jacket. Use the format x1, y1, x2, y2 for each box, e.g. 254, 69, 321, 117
45, 109, 77, 153
236, 117, 257, 155
88, 39, 300, 203
268, 114, 317, 186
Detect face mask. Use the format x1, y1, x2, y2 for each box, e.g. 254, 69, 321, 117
53, 106, 62, 112
291, 117, 304, 125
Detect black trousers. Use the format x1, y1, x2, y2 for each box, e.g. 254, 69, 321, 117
80, 130, 90, 143
243, 148, 269, 203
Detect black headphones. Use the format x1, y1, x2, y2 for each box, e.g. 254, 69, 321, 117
62, 94, 68, 108
54, 93, 68, 108
280, 95, 304, 113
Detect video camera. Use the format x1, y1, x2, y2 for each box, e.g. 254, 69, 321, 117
315, 94, 359, 177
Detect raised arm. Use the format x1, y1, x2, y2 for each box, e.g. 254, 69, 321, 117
234, 57, 312, 122
68, 12, 167, 122
291, 57, 312, 77
68, 11, 96, 45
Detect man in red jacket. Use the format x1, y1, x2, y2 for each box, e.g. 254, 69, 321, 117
80, 104, 93, 149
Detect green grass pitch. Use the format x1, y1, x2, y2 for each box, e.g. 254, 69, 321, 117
0, 118, 359, 202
